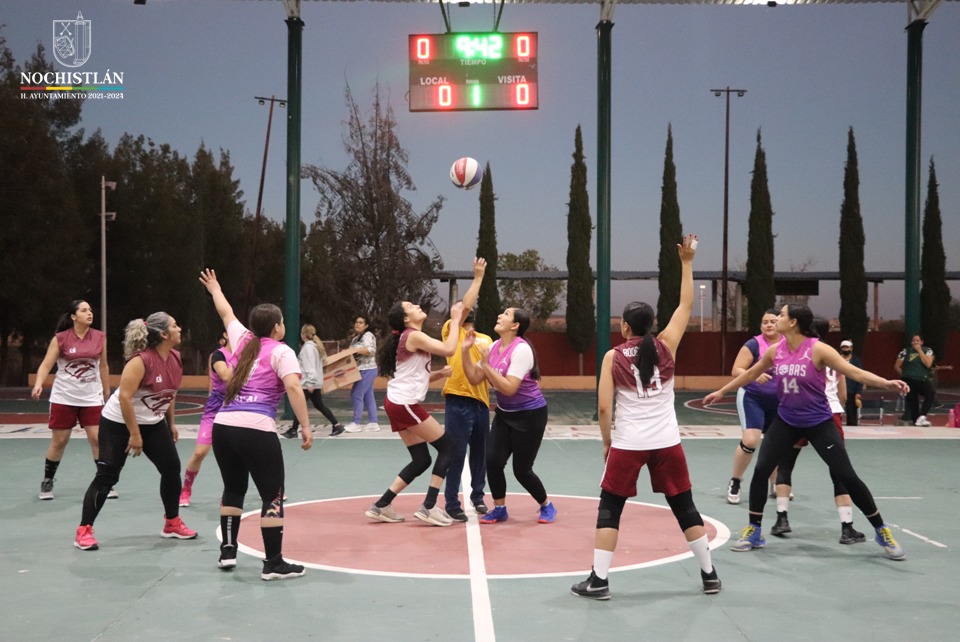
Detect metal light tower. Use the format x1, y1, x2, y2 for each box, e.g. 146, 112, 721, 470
100, 176, 116, 336
710, 87, 746, 373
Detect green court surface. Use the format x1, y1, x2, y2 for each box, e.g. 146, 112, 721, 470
3, 388, 959, 641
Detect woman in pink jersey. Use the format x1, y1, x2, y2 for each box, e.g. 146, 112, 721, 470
179, 332, 233, 508
461, 307, 556, 525
74, 312, 197, 551
364, 299, 463, 527
705, 303, 909, 561
200, 269, 313, 581
571, 235, 720, 600
32, 300, 111, 501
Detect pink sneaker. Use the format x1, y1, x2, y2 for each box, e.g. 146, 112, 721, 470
75, 525, 99, 550
161, 516, 198, 539
179, 488, 192, 507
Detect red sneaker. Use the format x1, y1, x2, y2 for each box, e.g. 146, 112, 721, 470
75, 524, 99, 550
161, 516, 198, 539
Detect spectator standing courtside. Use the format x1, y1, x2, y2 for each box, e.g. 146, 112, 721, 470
839, 340, 862, 426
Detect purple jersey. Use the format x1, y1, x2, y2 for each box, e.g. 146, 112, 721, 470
200, 346, 233, 429
218, 335, 290, 419
487, 337, 546, 412
743, 334, 778, 399
773, 336, 832, 426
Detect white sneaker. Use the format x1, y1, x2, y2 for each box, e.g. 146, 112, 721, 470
107, 488, 119, 499
414, 504, 454, 527
915, 415, 932, 427
342, 422, 362, 433
726, 479, 741, 504
364, 423, 381, 432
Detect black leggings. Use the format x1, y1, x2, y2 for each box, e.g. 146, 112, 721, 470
212, 423, 285, 517
487, 405, 549, 504
81, 417, 182, 526
903, 377, 936, 421
751, 417, 876, 518
291, 388, 339, 431
776, 444, 848, 497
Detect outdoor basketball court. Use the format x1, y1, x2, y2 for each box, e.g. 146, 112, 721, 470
3, 388, 959, 641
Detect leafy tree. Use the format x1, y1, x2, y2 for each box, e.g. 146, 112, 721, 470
0, 35, 89, 383
919, 158, 951, 360
499, 250, 566, 329
838, 128, 869, 353
656, 124, 683, 331
743, 129, 776, 333
565, 125, 594, 364
302, 83, 444, 336
474, 162, 501, 336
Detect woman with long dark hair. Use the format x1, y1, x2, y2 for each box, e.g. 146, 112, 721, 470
364, 299, 463, 526
461, 307, 555, 525
74, 312, 195, 551
705, 303, 909, 561
200, 269, 313, 581
571, 235, 719, 600
32, 300, 111, 501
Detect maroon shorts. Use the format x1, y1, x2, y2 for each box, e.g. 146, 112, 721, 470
795, 414, 844, 448
600, 443, 692, 498
384, 397, 431, 432
49, 403, 102, 430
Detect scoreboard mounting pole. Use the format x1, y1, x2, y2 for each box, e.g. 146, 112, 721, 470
409, 32, 539, 112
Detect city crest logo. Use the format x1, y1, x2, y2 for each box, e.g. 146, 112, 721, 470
53, 12, 92, 68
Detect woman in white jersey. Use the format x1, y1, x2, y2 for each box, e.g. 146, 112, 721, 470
200, 269, 313, 581
571, 235, 720, 600
32, 300, 111, 501
74, 313, 197, 551
364, 299, 463, 527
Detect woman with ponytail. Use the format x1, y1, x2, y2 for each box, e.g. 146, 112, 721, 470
705, 302, 909, 561
461, 307, 555, 526
281, 324, 344, 439
74, 312, 195, 552
200, 269, 313, 581
363, 299, 463, 527
32, 300, 110, 501
571, 235, 720, 600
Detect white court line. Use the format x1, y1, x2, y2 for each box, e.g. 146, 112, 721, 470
890, 523, 948, 549
462, 468, 496, 642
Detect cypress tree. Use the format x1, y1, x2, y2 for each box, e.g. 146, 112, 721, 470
656, 124, 683, 331
838, 127, 869, 353
565, 125, 595, 363
474, 162, 501, 336
919, 157, 951, 360
743, 128, 776, 334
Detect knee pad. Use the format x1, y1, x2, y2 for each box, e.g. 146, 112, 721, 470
398, 443, 432, 484
93, 462, 121, 491
739, 440, 756, 455
430, 434, 453, 478
666, 490, 704, 532
221, 491, 244, 510
596, 490, 627, 530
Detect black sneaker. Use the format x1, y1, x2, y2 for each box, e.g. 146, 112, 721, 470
571, 570, 611, 600
701, 568, 722, 594
330, 424, 345, 437
218, 545, 237, 570
280, 428, 298, 440
261, 555, 306, 581
447, 508, 468, 522
771, 511, 792, 536
473, 501, 488, 515
726, 478, 741, 504
839, 524, 866, 545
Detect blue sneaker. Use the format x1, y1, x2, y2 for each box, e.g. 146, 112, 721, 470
875, 525, 906, 560
479, 505, 509, 524
731, 525, 766, 552
538, 501, 557, 524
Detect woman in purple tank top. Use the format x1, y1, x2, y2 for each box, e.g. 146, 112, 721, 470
705, 303, 910, 561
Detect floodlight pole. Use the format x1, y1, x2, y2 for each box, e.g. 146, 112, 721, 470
595, 15, 613, 397
100, 176, 116, 337
283, 1, 303, 419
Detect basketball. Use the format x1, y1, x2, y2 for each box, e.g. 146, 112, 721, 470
450, 157, 483, 190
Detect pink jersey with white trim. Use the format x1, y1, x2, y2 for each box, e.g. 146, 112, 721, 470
386, 329, 432, 404
50, 328, 106, 407
610, 336, 679, 451
773, 336, 833, 426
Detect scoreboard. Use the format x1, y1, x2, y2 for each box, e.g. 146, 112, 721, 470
408, 32, 538, 112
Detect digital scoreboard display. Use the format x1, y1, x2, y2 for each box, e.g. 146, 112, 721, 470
408, 32, 538, 112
